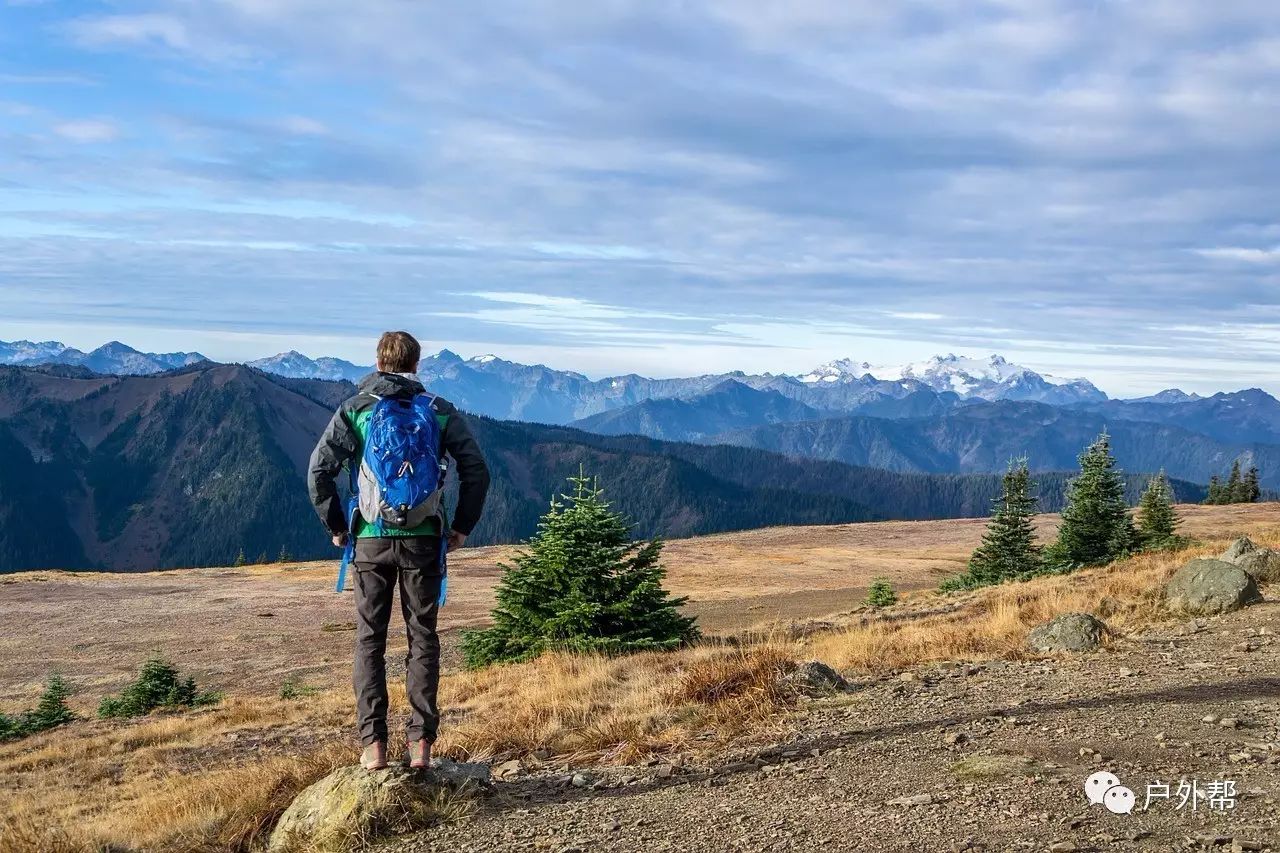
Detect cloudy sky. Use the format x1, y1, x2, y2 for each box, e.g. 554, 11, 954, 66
2, 1, 1279, 395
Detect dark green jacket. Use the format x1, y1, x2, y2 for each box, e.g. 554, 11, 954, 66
307, 372, 490, 539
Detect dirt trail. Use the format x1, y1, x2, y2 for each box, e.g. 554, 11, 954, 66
395, 601, 1280, 853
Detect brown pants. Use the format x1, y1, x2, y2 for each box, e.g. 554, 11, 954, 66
352, 537, 443, 746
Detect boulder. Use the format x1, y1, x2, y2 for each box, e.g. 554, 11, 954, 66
1219, 537, 1280, 584
1165, 558, 1263, 616
1026, 613, 1106, 653
267, 759, 490, 852
778, 660, 852, 698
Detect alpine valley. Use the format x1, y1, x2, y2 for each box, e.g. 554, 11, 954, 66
4, 339, 1275, 572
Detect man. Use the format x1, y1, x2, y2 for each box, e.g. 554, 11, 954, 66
308, 331, 490, 770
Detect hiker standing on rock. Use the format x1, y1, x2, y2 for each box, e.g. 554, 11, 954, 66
308, 331, 490, 771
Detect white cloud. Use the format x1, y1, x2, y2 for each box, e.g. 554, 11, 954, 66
1194, 246, 1280, 263
52, 119, 120, 143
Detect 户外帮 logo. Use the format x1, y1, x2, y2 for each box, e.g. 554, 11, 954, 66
1085, 771, 1238, 815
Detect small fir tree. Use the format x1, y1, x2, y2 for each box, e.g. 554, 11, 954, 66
1227, 460, 1245, 503
98, 657, 220, 718
0, 674, 76, 742
866, 578, 897, 607
962, 458, 1043, 587
233, 547, 246, 567
1046, 432, 1136, 569
276, 544, 291, 564
1136, 470, 1180, 548
1205, 474, 1226, 505
461, 470, 699, 668
1245, 466, 1262, 503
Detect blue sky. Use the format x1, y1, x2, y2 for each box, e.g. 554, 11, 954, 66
2, 1, 1279, 395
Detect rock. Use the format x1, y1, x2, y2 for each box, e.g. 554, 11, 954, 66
1222, 536, 1259, 562
495, 759, 524, 777
778, 660, 852, 698
1218, 536, 1280, 583
571, 772, 593, 788
1165, 559, 1263, 615
1049, 843, 1079, 853
1026, 613, 1106, 653
267, 760, 489, 852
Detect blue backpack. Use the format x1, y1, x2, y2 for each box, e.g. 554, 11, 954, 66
335, 392, 449, 598
357, 393, 446, 531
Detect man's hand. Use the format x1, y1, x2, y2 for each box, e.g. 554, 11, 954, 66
332, 532, 349, 548
445, 529, 467, 552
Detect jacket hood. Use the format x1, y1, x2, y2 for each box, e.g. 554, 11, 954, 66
357, 371, 426, 398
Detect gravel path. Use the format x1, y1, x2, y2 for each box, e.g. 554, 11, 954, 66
392, 601, 1280, 852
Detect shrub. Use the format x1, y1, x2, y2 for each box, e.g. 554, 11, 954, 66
279, 676, 319, 700
98, 657, 221, 718
866, 578, 897, 607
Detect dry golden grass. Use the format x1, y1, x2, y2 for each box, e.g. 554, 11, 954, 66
3, 513, 1276, 853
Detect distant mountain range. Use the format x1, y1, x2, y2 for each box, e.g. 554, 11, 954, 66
1, 339, 1210, 423
0, 339, 207, 375
3, 339, 1273, 562
2, 362, 1194, 573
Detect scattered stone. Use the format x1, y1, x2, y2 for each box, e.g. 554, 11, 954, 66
571, 772, 593, 788
267, 761, 489, 852
655, 764, 677, 779
1027, 613, 1106, 653
1221, 717, 1242, 729
496, 759, 524, 777
1165, 559, 1263, 616
886, 793, 935, 807
778, 660, 853, 698
944, 731, 969, 745
1049, 841, 1079, 852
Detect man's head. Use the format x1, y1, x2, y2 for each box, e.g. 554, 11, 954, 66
376, 331, 422, 374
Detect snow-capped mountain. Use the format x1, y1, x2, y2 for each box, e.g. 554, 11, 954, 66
0, 340, 75, 365
0, 339, 206, 375
800, 353, 1106, 405
247, 351, 371, 382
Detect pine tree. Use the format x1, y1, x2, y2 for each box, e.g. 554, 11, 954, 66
866, 578, 897, 607
1227, 460, 1245, 503
1046, 432, 1136, 569
276, 544, 291, 564
1136, 470, 1180, 548
233, 547, 246, 567
1245, 466, 1262, 503
461, 470, 699, 668
963, 458, 1043, 586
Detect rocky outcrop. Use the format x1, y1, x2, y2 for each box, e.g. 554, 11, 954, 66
267, 759, 490, 852
1165, 558, 1263, 616
777, 661, 852, 698
1026, 613, 1106, 653
1219, 537, 1280, 584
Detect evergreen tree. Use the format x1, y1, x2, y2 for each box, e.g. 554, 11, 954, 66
276, 544, 291, 564
1245, 466, 1262, 503
866, 578, 897, 607
1227, 460, 1245, 503
233, 547, 246, 567
963, 458, 1043, 586
1046, 432, 1136, 569
1205, 474, 1226, 505
461, 470, 699, 668
0, 674, 76, 742
1136, 470, 1180, 548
